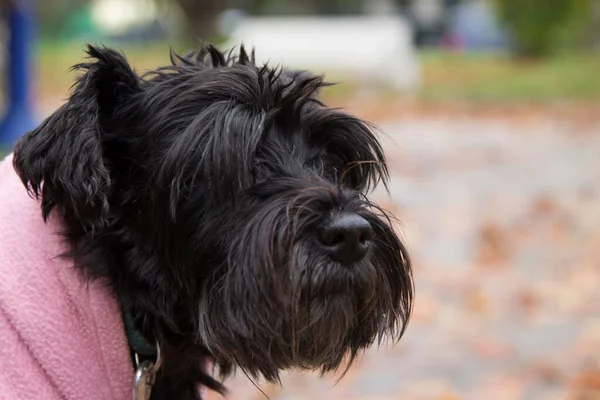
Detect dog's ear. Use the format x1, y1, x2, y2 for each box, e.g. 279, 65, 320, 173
13, 45, 140, 229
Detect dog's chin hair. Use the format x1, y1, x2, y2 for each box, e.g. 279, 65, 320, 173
12, 43, 413, 399
196, 203, 411, 383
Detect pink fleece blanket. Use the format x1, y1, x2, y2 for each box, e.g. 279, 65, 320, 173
0, 154, 133, 399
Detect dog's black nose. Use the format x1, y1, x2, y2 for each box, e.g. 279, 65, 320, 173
318, 213, 373, 264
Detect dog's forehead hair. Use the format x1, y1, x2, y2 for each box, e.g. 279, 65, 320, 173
139, 56, 325, 121
129, 51, 387, 190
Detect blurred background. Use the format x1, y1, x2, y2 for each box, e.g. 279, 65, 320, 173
1, 0, 600, 399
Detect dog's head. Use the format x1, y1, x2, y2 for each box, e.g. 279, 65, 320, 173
14, 45, 413, 389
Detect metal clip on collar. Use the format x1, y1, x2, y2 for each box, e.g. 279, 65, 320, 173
133, 342, 162, 400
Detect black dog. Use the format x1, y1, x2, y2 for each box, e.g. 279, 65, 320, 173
12, 45, 413, 399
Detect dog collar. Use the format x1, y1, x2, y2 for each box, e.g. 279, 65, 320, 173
123, 312, 163, 399
122, 311, 158, 357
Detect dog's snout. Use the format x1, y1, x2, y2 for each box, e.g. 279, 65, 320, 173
318, 213, 373, 264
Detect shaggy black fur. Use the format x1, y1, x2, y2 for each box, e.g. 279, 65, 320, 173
12, 44, 413, 399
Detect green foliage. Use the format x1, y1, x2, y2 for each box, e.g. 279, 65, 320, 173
36, 0, 92, 39
417, 50, 600, 103
495, 0, 593, 58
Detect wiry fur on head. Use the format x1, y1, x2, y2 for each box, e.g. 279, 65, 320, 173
13, 44, 413, 399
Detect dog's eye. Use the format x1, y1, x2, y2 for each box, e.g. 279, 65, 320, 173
252, 160, 269, 181
305, 157, 325, 173
253, 156, 287, 184
306, 149, 342, 172
305, 157, 345, 184
326, 155, 346, 174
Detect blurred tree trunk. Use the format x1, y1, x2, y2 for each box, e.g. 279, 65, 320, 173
174, 0, 225, 42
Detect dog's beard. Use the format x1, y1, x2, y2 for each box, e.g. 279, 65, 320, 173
196, 187, 412, 382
